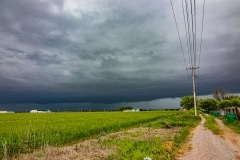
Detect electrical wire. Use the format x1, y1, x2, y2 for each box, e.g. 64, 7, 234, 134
197, 75, 240, 94
184, 0, 193, 68
169, 0, 187, 66
181, 0, 191, 67
194, 0, 197, 68
190, 0, 195, 68
169, 0, 191, 88
170, 0, 210, 98
181, 0, 192, 86
197, 0, 206, 90
198, 0, 206, 68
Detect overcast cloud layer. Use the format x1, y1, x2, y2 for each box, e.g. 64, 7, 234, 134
0, 0, 240, 105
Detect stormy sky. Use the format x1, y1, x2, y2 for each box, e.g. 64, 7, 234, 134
0, 0, 240, 106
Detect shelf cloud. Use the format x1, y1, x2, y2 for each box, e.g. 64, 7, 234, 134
0, 0, 239, 105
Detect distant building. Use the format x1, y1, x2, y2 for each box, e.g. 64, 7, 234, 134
0, 111, 15, 113
179, 107, 186, 111
30, 109, 52, 113
123, 108, 140, 112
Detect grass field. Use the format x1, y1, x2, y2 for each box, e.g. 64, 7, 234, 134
0, 111, 200, 159
219, 116, 240, 134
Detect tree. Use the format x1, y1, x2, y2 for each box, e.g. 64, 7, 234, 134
212, 88, 228, 101
118, 106, 133, 111
180, 96, 195, 110
199, 98, 218, 112
125, 106, 133, 110
218, 100, 231, 109
224, 95, 240, 100
118, 106, 125, 111
230, 98, 240, 107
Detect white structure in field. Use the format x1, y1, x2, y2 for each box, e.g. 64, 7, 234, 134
0, 111, 15, 113
123, 108, 140, 112
30, 109, 52, 113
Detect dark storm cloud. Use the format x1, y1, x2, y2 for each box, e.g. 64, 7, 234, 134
0, 0, 239, 105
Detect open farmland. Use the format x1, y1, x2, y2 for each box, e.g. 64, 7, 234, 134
0, 111, 200, 159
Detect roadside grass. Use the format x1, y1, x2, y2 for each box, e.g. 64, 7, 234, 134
219, 116, 240, 134
169, 111, 201, 155
98, 111, 201, 159
0, 111, 201, 159
203, 114, 223, 135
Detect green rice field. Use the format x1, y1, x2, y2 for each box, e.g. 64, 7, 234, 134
0, 111, 200, 159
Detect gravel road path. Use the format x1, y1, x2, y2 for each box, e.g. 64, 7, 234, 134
177, 115, 239, 160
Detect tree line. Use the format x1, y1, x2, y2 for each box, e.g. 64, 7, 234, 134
118, 106, 133, 111
181, 88, 240, 112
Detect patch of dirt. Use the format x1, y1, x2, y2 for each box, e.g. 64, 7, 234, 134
102, 127, 179, 142
13, 140, 114, 160
176, 115, 240, 160
12, 127, 179, 160
215, 119, 240, 159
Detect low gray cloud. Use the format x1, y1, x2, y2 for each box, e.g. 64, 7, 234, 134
0, 0, 239, 106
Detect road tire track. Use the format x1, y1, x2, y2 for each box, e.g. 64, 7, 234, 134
177, 115, 238, 160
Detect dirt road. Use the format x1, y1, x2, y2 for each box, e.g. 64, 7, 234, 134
177, 115, 240, 160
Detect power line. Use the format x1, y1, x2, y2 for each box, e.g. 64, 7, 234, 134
189, 0, 198, 116
169, 0, 191, 88
183, 0, 202, 96
194, 0, 197, 67
190, 0, 195, 67
184, 0, 193, 68
181, 0, 192, 87
183, 0, 192, 67
197, 76, 240, 93
169, 0, 187, 67
197, 0, 206, 90
181, 0, 191, 67
199, 75, 240, 82
169, 0, 207, 116
198, 0, 206, 68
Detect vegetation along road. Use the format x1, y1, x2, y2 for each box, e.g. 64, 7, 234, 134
177, 114, 240, 160
1, 111, 200, 159
2, 111, 240, 159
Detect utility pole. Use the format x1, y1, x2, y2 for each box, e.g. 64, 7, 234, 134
187, 67, 199, 116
